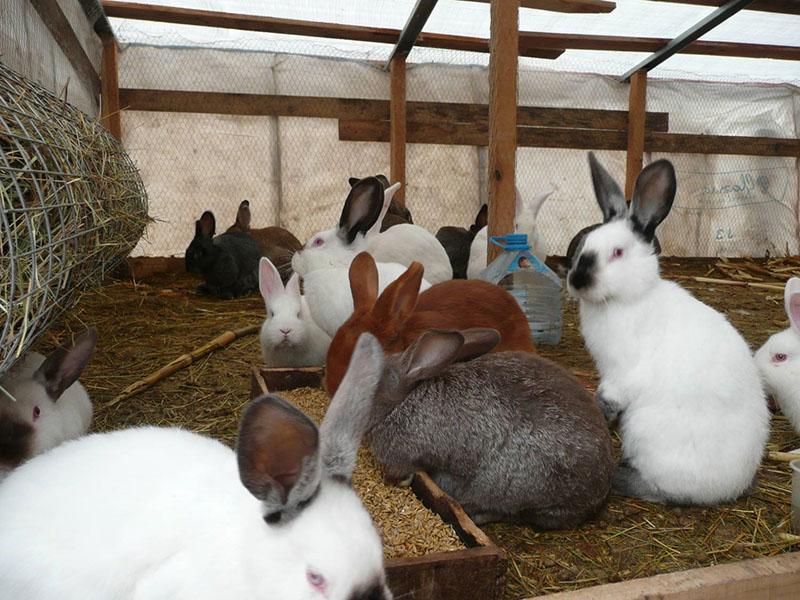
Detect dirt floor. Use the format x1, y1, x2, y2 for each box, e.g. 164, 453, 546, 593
32, 257, 800, 600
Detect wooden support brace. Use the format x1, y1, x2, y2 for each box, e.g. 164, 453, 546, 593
487, 0, 519, 264
625, 70, 647, 200
100, 36, 122, 140
390, 56, 408, 207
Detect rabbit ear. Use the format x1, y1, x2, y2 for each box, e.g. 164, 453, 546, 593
366, 182, 401, 239
630, 159, 676, 243
588, 152, 627, 223
348, 177, 360, 187
319, 333, 384, 480
237, 395, 321, 513
519, 189, 554, 223
350, 252, 379, 311
235, 200, 251, 231
339, 177, 385, 244
374, 174, 391, 188
34, 328, 97, 400
199, 211, 216, 238
400, 329, 464, 384
474, 204, 488, 230
454, 328, 500, 363
785, 277, 800, 335
372, 261, 424, 326
285, 272, 301, 298
259, 257, 284, 304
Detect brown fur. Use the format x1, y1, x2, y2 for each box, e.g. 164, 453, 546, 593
324, 253, 535, 395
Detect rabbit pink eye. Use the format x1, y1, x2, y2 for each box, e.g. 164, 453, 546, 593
33, 406, 41, 421
312, 238, 324, 247
773, 353, 788, 363
611, 247, 624, 260
306, 570, 326, 592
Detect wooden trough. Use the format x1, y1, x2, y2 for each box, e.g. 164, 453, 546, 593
250, 366, 508, 600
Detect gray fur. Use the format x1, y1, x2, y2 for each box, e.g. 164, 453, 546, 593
612, 464, 664, 503
588, 152, 628, 223
595, 387, 622, 424
365, 335, 614, 529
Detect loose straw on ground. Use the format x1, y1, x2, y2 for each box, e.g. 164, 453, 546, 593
106, 324, 260, 407
673, 275, 784, 292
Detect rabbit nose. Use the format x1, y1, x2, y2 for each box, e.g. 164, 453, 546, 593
280, 328, 291, 335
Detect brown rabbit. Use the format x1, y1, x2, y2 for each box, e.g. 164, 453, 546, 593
324, 252, 535, 395
226, 200, 302, 284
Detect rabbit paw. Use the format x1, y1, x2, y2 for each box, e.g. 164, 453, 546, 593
596, 385, 622, 424
612, 464, 662, 502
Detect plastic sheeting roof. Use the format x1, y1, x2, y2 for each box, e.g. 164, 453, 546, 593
109, 0, 800, 85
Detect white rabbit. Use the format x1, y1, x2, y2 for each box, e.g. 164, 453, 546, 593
567, 153, 769, 506
467, 187, 553, 280
258, 257, 330, 367
755, 277, 800, 433
292, 179, 431, 338
0, 334, 392, 600
0, 328, 96, 480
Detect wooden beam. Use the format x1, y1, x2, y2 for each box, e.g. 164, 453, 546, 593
620, 0, 756, 81
100, 36, 122, 140
29, 0, 101, 97
647, 0, 800, 14
460, 0, 616, 13
338, 119, 800, 157
526, 550, 800, 599
387, 0, 439, 65
487, 0, 519, 264
390, 57, 408, 207
118, 89, 671, 132
101, 1, 562, 60
625, 71, 647, 200
519, 32, 800, 62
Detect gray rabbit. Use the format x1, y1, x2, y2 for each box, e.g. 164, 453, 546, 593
364, 328, 613, 529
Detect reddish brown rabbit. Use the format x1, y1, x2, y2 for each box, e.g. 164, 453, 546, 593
325, 252, 535, 395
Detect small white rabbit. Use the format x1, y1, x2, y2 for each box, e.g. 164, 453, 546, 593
258, 257, 330, 367
755, 277, 800, 433
292, 179, 431, 338
0, 328, 96, 480
467, 187, 553, 280
0, 333, 392, 600
567, 153, 769, 506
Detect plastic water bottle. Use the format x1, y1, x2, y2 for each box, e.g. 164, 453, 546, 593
479, 233, 563, 345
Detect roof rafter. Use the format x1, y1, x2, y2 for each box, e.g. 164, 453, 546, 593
387, 0, 439, 67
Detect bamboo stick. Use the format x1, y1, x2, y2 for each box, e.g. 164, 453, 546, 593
107, 324, 260, 407
672, 275, 785, 292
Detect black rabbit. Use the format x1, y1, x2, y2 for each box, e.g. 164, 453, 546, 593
185, 211, 261, 299
436, 204, 487, 279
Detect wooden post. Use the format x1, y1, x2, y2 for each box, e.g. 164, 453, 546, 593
487, 0, 519, 262
100, 36, 122, 140
624, 70, 647, 200
390, 56, 407, 207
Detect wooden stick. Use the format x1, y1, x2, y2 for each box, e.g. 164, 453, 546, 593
107, 324, 260, 407
672, 275, 785, 292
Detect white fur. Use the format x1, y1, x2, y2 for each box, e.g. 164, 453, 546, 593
0, 427, 386, 600
467, 188, 553, 279
259, 259, 330, 367
755, 277, 800, 434
367, 223, 452, 284
570, 220, 769, 505
0, 352, 92, 479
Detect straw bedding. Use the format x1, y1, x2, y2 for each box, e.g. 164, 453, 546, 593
32, 257, 800, 598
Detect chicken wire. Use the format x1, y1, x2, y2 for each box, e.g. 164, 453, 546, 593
0, 61, 149, 377
119, 40, 799, 260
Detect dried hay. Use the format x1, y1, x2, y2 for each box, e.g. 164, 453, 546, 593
0, 62, 149, 377
34, 258, 800, 598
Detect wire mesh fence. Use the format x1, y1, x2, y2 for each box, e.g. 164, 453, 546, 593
116, 40, 799, 261
0, 61, 150, 377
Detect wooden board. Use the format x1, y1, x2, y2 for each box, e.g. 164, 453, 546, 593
339, 119, 800, 158
100, 36, 122, 140
647, 0, 800, 15
101, 1, 561, 60
527, 551, 800, 599
118, 89, 670, 132
625, 71, 647, 200
390, 57, 407, 207
460, 0, 616, 13
249, 365, 506, 600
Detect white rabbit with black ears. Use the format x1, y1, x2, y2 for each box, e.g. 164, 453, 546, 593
0, 334, 392, 600
258, 257, 330, 367
756, 277, 800, 433
567, 152, 769, 506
